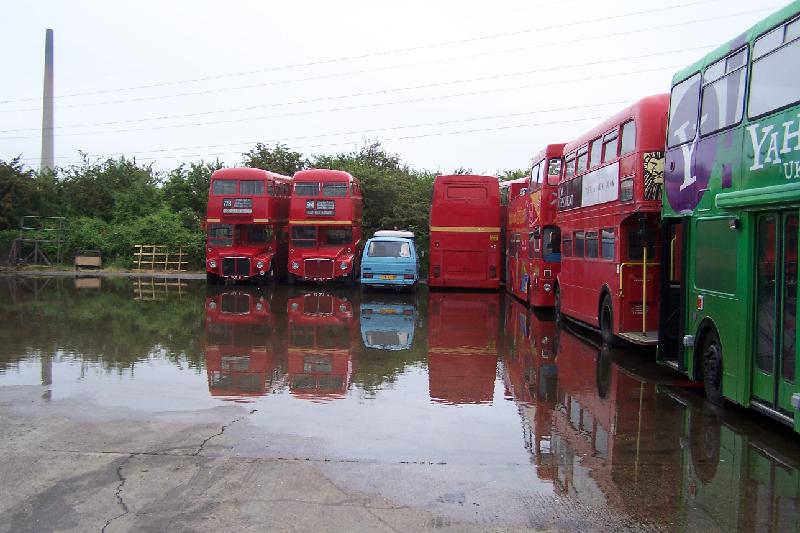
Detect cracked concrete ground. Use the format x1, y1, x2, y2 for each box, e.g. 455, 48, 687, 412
0, 386, 572, 533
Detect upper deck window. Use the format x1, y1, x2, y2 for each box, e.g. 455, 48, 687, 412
749, 16, 800, 118
700, 47, 748, 135
239, 180, 264, 195
322, 183, 348, 197
212, 180, 236, 195
295, 182, 319, 196
667, 73, 701, 148
565, 154, 576, 178
620, 120, 636, 155
576, 146, 589, 174
602, 132, 618, 163
547, 159, 562, 185
447, 186, 487, 200
589, 138, 602, 168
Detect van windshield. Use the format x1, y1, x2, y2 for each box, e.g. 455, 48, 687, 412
367, 241, 411, 258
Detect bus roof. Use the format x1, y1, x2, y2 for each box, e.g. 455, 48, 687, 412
508, 177, 528, 198
293, 169, 355, 183
563, 94, 669, 155
531, 143, 566, 165
436, 174, 498, 184
671, 2, 800, 85
211, 167, 291, 182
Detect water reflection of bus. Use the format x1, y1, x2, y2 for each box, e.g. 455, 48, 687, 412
502, 296, 558, 479
204, 289, 287, 400
427, 292, 500, 404
360, 293, 417, 351
665, 388, 800, 532
550, 324, 683, 525
287, 292, 357, 400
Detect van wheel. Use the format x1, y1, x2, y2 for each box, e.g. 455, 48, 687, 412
600, 295, 615, 346
701, 330, 724, 407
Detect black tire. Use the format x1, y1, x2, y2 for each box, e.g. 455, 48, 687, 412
600, 295, 615, 347
206, 272, 223, 285
554, 285, 561, 322
701, 330, 724, 407
690, 401, 722, 484
287, 272, 296, 286
596, 345, 612, 399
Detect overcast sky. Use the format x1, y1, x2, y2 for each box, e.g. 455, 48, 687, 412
1, 0, 790, 175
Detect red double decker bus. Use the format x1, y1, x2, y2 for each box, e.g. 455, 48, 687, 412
206, 168, 291, 284
504, 177, 528, 295
287, 291, 357, 401
555, 95, 668, 345
287, 169, 363, 284
428, 175, 501, 289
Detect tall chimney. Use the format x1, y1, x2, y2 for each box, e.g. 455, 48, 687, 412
40, 29, 54, 173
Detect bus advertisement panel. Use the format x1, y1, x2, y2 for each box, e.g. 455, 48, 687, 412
429, 175, 501, 289
206, 168, 291, 284
556, 95, 669, 346
287, 169, 363, 285
657, 2, 800, 432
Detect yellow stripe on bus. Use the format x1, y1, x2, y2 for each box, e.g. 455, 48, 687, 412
289, 220, 353, 225
429, 226, 501, 233
207, 218, 221, 223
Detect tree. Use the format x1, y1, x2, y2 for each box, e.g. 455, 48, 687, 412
0, 158, 38, 229
242, 143, 305, 175
163, 160, 223, 217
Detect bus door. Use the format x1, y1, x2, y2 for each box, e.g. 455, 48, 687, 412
657, 218, 686, 369
753, 212, 798, 415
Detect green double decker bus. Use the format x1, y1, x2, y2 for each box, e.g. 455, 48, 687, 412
658, 1, 800, 433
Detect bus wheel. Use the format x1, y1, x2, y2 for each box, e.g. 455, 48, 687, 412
206, 273, 223, 285
701, 330, 724, 407
554, 285, 561, 322
287, 273, 296, 286
600, 295, 615, 346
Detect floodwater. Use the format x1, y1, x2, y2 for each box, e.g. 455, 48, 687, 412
1, 275, 798, 532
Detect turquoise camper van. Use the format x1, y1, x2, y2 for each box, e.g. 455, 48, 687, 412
360, 230, 418, 290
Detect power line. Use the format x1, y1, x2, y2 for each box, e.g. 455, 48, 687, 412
0, 60, 689, 141
18, 99, 636, 162
0, 0, 733, 108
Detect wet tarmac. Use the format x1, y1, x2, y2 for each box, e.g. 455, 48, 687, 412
0, 275, 798, 532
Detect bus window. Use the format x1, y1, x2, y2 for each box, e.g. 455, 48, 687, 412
212, 180, 236, 195
247, 225, 273, 244
576, 146, 589, 173
239, 180, 264, 195
589, 138, 602, 168
601, 228, 615, 259
543, 227, 561, 262
783, 214, 797, 383
620, 121, 637, 155
627, 227, 657, 261
291, 226, 317, 247
667, 74, 701, 148
538, 161, 546, 184
562, 236, 573, 257
749, 19, 800, 118
547, 159, 562, 185
209, 224, 233, 247
574, 231, 585, 258
585, 231, 599, 257
322, 183, 348, 197
701, 48, 748, 135
565, 154, 576, 177
531, 163, 541, 184
295, 182, 319, 196
324, 227, 353, 245
602, 132, 618, 163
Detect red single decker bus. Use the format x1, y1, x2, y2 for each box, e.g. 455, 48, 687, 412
556, 95, 668, 345
287, 169, 363, 284
506, 144, 566, 306
206, 168, 291, 284
429, 174, 501, 289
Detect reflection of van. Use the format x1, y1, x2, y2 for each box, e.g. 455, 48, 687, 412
360, 230, 418, 290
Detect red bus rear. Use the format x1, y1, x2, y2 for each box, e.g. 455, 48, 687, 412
206, 168, 291, 284
287, 169, 363, 284
556, 95, 668, 345
428, 175, 501, 289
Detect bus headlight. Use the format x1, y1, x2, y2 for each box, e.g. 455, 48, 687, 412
255, 302, 263, 311
208, 301, 217, 310
256, 260, 264, 270
543, 283, 552, 292
209, 259, 217, 269
340, 261, 348, 270
291, 261, 299, 270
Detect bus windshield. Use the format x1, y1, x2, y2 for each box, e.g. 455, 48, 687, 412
322, 183, 348, 197
209, 224, 233, 247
